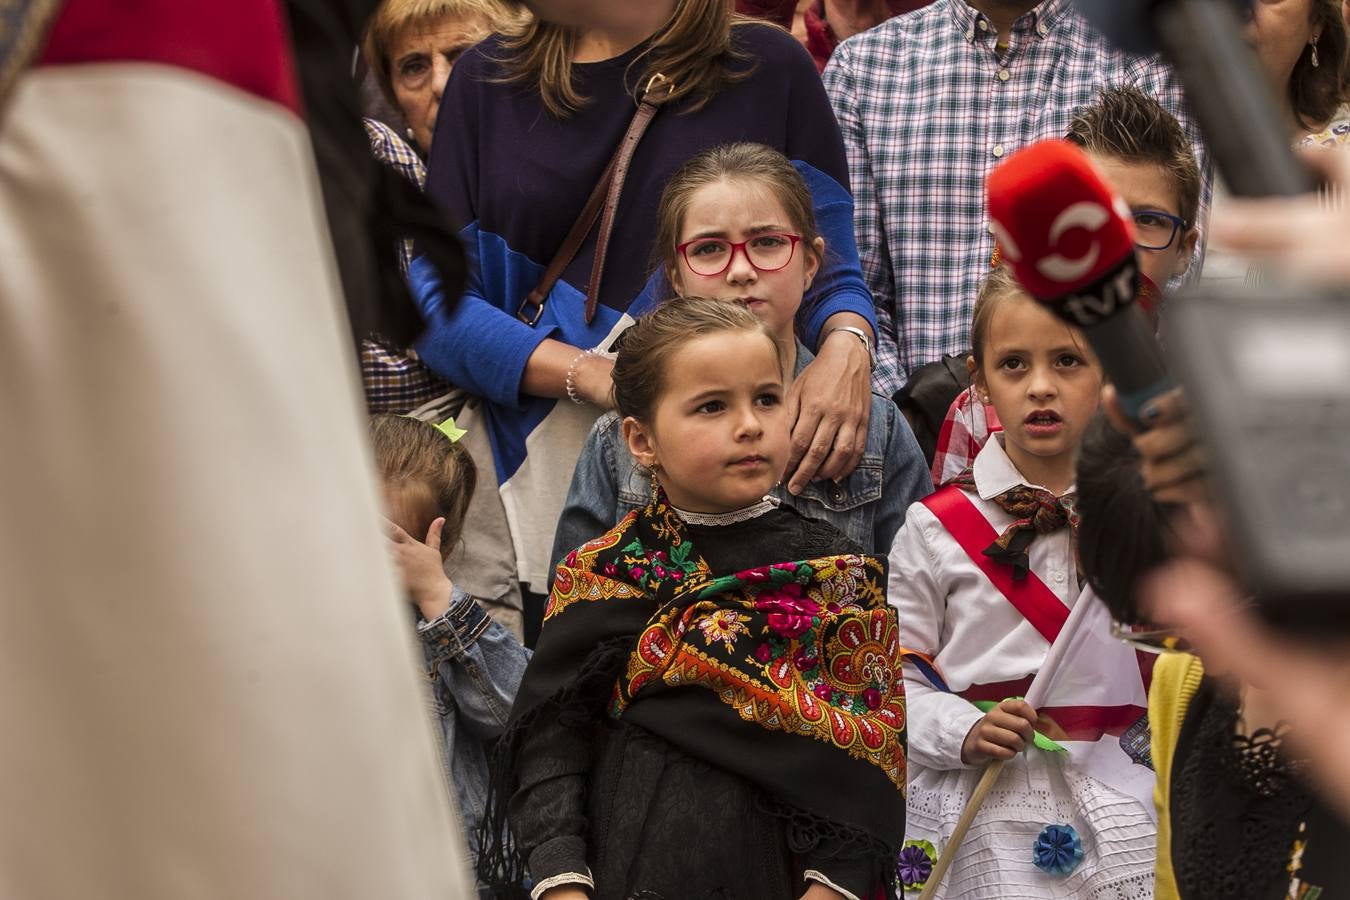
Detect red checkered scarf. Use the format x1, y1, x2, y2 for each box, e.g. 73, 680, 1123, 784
945, 469, 1078, 580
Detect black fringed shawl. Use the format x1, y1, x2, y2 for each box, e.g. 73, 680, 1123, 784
479, 499, 908, 896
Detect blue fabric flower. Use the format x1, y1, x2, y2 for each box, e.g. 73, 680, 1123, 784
1032, 824, 1083, 876
896, 839, 937, 891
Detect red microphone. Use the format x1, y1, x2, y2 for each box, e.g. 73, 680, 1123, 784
986, 139, 1171, 422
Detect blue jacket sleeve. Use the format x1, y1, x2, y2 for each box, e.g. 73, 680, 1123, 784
781, 39, 878, 350
874, 397, 934, 554
408, 254, 553, 410
418, 587, 531, 743
414, 45, 557, 410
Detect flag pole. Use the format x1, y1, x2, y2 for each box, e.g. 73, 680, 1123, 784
917, 593, 1097, 898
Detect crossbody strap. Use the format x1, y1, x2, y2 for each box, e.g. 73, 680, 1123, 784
921, 485, 1070, 645
516, 73, 675, 326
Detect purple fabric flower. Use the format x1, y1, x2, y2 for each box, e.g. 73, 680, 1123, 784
896, 840, 935, 890
754, 643, 773, 663
813, 684, 833, 702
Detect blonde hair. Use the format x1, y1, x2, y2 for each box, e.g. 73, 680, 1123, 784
654, 142, 823, 284
612, 295, 779, 423
363, 0, 523, 109
369, 414, 477, 558
969, 265, 1028, 368
492, 1, 762, 118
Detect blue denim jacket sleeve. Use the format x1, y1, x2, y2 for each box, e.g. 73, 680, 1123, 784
873, 396, 935, 554
418, 587, 531, 742
550, 415, 624, 581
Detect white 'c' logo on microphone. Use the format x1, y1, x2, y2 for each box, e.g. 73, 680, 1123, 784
1036, 201, 1109, 283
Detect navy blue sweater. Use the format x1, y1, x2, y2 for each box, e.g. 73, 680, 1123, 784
412, 23, 876, 484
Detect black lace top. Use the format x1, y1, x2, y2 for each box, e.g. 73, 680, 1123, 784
1170, 676, 1349, 899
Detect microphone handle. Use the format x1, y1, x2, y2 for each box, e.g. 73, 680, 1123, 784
1152, 0, 1314, 197
1082, 306, 1173, 421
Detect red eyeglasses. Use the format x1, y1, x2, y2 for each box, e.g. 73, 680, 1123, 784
676, 232, 803, 277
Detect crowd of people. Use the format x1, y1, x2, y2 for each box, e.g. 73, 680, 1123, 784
346, 0, 1350, 899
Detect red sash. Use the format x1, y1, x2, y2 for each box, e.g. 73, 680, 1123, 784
922, 486, 1153, 740
921, 485, 1069, 644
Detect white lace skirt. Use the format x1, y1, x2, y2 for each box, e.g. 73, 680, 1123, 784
906, 752, 1156, 899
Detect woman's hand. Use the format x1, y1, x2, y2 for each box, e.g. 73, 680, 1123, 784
961, 699, 1038, 765
1102, 385, 1207, 505
785, 327, 872, 494
385, 517, 453, 621
1209, 147, 1350, 284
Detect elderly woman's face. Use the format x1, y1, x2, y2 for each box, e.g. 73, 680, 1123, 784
391, 13, 487, 151
1245, 0, 1321, 95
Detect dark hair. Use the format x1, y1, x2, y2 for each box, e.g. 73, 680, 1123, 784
1076, 413, 1178, 625
654, 142, 824, 284
369, 414, 477, 558
1064, 85, 1202, 227
611, 294, 779, 423
1291, 0, 1350, 132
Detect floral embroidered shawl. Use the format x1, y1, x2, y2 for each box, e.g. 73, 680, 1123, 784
487, 498, 908, 887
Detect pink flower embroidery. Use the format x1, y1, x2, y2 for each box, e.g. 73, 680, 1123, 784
734, 566, 772, 584
754, 584, 820, 639
814, 684, 833, 702
863, 687, 882, 710
755, 643, 773, 663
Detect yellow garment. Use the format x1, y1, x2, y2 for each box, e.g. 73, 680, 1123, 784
1148, 652, 1207, 900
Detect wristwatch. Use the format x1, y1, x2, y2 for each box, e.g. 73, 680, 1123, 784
826, 325, 876, 368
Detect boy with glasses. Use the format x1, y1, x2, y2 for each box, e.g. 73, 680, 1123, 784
924, 85, 1203, 485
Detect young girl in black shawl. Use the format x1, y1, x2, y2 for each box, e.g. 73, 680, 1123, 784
478, 296, 907, 900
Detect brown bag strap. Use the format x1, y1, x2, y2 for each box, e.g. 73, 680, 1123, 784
516, 73, 675, 326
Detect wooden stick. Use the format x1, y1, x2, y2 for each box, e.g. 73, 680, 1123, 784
916, 759, 1006, 900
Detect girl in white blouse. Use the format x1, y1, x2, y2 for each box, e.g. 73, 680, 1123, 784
887, 267, 1155, 899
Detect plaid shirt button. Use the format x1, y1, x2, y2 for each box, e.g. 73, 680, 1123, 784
997, 67, 1010, 81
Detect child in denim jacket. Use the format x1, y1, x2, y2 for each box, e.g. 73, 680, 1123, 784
372, 414, 530, 878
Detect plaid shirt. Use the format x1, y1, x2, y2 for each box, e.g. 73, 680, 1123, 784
360, 118, 450, 414
930, 388, 1001, 487
824, 0, 1206, 393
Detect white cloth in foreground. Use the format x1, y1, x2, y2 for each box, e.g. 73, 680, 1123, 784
0, 60, 473, 899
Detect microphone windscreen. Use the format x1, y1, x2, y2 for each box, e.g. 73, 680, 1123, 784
986, 139, 1135, 303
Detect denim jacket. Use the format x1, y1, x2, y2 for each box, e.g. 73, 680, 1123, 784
550, 343, 933, 570
417, 587, 531, 868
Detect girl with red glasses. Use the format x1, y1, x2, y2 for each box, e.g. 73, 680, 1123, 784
551, 143, 932, 577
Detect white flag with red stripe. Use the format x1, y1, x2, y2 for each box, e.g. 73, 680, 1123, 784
1025, 587, 1157, 821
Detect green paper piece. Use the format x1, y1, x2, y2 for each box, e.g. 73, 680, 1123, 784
972, 698, 1065, 753
434, 416, 467, 443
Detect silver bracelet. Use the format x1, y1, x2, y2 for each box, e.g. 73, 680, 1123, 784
565, 349, 600, 405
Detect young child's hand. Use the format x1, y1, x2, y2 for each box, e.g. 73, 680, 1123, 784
384, 517, 453, 621
961, 699, 1038, 765
800, 881, 849, 900
538, 888, 591, 900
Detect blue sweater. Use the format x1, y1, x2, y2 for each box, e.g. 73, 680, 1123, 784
412, 24, 876, 484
